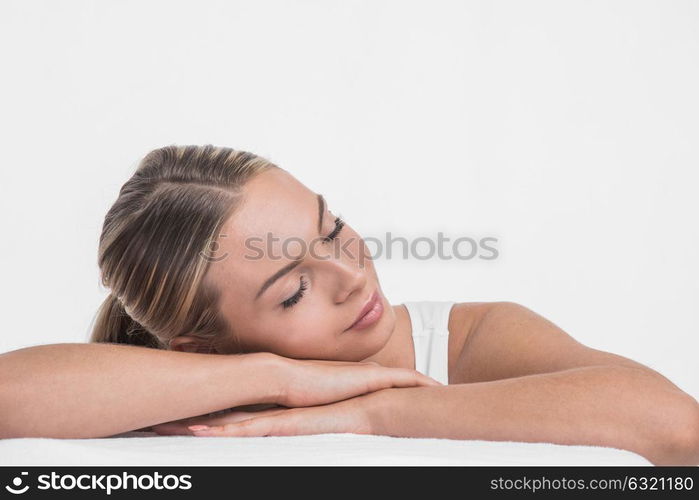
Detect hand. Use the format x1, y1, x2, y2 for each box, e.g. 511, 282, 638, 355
149, 358, 438, 436
276, 357, 441, 407
154, 393, 380, 438
150, 403, 284, 436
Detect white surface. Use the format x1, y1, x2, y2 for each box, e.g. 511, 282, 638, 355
0, 432, 651, 466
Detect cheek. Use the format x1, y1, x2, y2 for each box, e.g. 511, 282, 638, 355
275, 329, 337, 359
259, 313, 338, 356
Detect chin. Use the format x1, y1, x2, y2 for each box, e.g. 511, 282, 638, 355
347, 305, 397, 362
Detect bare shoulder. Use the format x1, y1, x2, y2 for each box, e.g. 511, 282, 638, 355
447, 301, 674, 384
447, 301, 499, 347
447, 301, 500, 382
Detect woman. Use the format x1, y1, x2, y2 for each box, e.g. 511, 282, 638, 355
2, 145, 697, 465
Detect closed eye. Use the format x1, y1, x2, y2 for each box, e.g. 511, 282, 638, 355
323, 216, 345, 243
282, 276, 308, 309
281, 214, 346, 310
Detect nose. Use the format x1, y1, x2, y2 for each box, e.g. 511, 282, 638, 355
317, 248, 367, 304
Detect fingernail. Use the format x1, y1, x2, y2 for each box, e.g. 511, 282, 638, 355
188, 425, 210, 431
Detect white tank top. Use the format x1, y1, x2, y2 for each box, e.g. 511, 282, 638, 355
402, 301, 456, 385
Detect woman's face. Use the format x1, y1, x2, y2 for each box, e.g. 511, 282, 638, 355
203, 168, 396, 361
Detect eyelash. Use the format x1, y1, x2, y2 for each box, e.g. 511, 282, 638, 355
281, 215, 345, 309
323, 215, 345, 242
282, 276, 308, 309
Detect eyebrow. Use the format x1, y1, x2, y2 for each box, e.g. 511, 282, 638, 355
254, 194, 326, 301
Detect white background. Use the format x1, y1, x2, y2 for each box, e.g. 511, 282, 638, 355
1, 0, 697, 399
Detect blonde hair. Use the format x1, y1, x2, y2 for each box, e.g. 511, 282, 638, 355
89, 145, 278, 351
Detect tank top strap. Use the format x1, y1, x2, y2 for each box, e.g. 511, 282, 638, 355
402, 301, 456, 385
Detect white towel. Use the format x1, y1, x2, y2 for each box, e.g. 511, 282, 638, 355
0, 432, 651, 466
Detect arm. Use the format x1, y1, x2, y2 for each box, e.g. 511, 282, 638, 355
187, 302, 699, 465
0, 342, 438, 440
0, 343, 280, 439
368, 365, 699, 465
370, 302, 699, 465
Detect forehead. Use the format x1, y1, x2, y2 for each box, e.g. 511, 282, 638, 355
235, 169, 313, 229
206, 169, 318, 300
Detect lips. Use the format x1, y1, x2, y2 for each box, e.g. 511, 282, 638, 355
345, 290, 380, 331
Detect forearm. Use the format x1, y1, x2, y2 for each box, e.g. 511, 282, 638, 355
0, 343, 282, 439
369, 365, 699, 465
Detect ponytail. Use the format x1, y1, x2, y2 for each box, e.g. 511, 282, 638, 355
89, 294, 163, 349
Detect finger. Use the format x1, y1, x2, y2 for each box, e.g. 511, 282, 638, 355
303, 359, 376, 366
355, 361, 442, 385
154, 407, 290, 436
197, 408, 289, 426
189, 401, 366, 438
416, 373, 444, 386
297, 356, 391, 367
195, 407, 333, 438
371, 367, 444, 390
189, 414, 287, 437
409, 370, 444, 386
